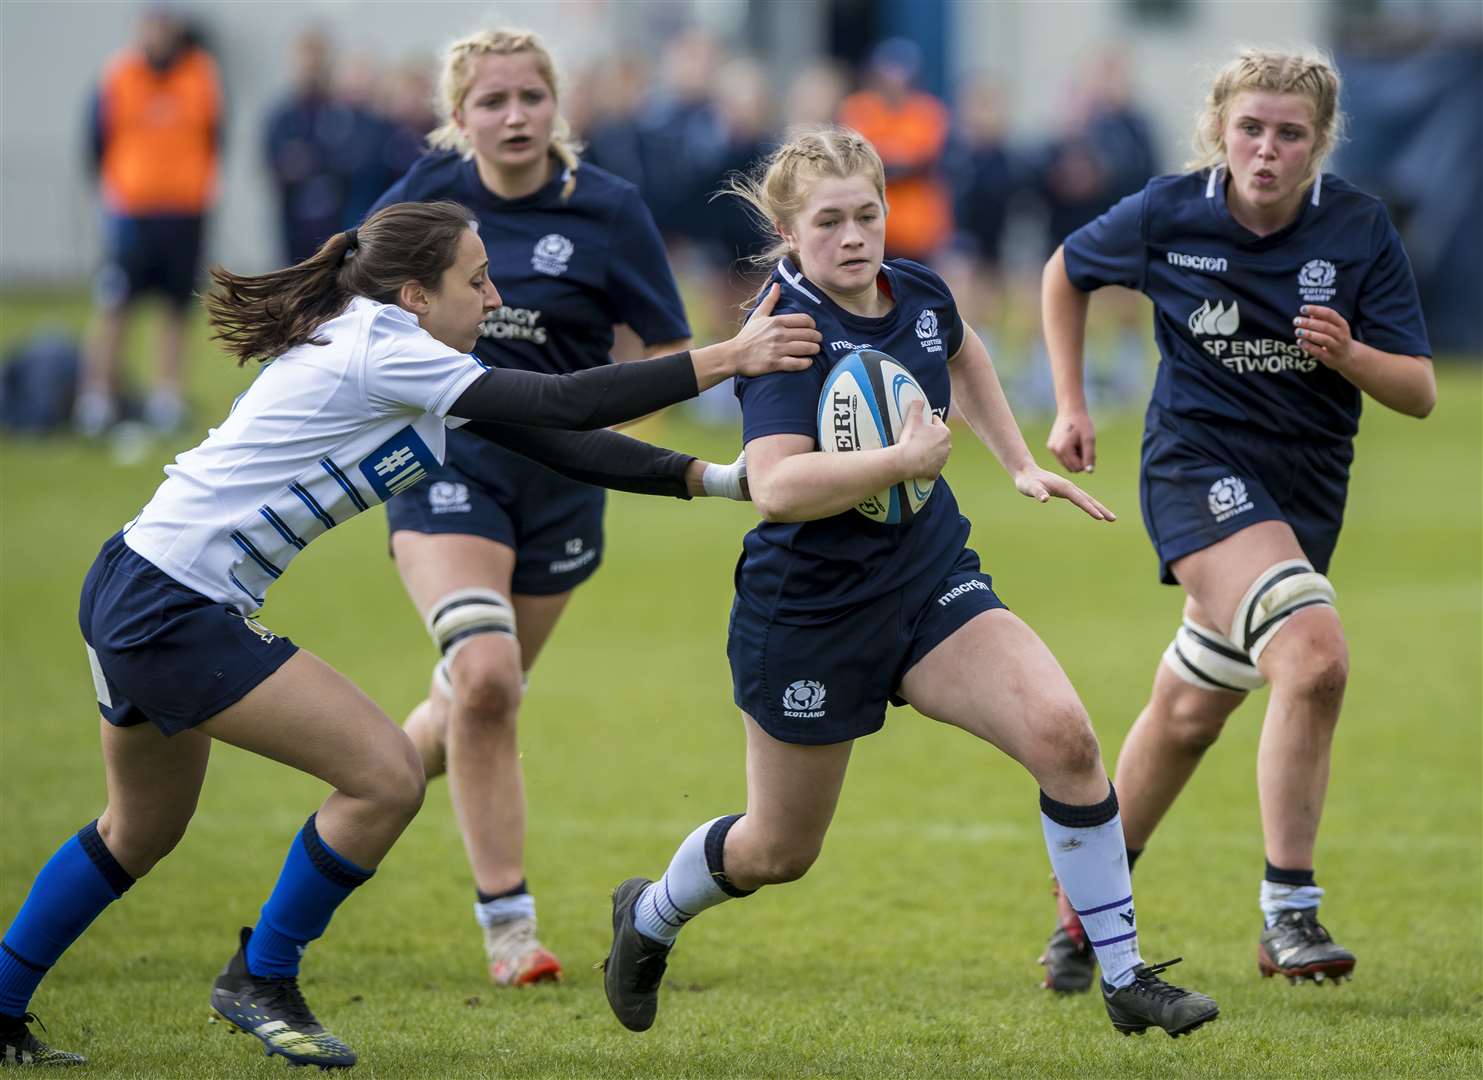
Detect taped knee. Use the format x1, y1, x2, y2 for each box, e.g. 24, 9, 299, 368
1163, 619, 1266, 693
426, 587, 515, 667
1230, 560, 1336, 665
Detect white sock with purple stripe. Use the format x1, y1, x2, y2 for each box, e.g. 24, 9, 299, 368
1039, 785, 1142, 989
633, 815, 753, 945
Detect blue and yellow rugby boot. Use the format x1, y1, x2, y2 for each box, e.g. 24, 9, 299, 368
210, 928, 356, 1069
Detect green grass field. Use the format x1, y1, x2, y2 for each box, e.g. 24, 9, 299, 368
1, 299, 1479, 1077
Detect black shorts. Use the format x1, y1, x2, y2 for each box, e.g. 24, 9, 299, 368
729, 547, 1007, 745
385, 430, 605, 596
95, 213, 205, 310
1140, 407, 1352, 584
78, 532, 300, 736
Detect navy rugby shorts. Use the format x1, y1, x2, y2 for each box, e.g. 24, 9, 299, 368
729, 547, 1007, 745
95, 213, 204, 311
386, 431, 605, 596
1140, 407, 1352, 585
78, 531, 300, 737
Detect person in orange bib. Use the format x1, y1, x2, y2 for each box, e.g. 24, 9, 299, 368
79, 7, 221, 436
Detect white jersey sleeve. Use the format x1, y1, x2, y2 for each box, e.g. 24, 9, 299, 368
362, 305, 487, 417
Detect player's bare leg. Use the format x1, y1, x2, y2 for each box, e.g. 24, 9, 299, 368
902, 607, 1217, 1035
1043, 597, 1247, 991
604, 716, 853, 1031
1173, 520, 1356, 983
392, 530, 564, 985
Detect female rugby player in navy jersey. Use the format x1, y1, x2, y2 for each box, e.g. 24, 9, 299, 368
0, 199, 817, 1068
600, 127, 1219, 1040
1037, 48, 1434, 993
366, 29, 699, 987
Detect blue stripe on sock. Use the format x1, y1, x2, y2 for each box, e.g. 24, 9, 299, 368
0, 943, 46, 974
1075, 894, 1134, 917
663, 879, 697, 919
1087, 930, 1139, 947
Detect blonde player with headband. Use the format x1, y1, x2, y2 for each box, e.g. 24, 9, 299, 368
1037, 47, 1433, 993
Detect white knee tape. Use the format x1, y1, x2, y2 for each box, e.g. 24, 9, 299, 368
1163, 619, 1266, 693
1230, 560, 1336, 665
426, 587, 515, 666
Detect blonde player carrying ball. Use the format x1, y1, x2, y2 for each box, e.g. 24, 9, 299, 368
601, 127, 1220, 1040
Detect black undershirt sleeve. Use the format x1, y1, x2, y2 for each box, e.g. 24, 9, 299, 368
458, 420, 695, 499
448, 351, 699, 429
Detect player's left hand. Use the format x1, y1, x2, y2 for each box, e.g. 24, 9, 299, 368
1013, 464, 1115, 522
1294, 305, 1354, 371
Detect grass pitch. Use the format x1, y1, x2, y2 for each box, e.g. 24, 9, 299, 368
1, 299, 1479, 1077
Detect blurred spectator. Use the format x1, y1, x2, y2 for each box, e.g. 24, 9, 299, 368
946, 76, 1021, 320
1035, 52, 1157, 252
709, 57, 777, 270
331, 52, 399, 231
264, 29, 339, 265
839, 38, 953, 262
633, 29, 728, 247
380, 58, 439, 183
578, 54, 651, 188
1026, 51, 1159, 410
782, 59, 849, 133
78, 5, 221, 436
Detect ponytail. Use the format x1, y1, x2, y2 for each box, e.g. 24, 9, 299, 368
205, 201, 476, 365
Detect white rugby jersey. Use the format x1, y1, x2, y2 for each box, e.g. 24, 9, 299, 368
124, 297, 486, 613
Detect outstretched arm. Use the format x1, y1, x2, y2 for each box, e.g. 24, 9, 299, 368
460, 420, 750, 500
449, 284, 819, 430
949, 325, 1114, 522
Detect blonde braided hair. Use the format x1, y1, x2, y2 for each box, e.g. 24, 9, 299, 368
1188, 47, 1344, 188
725, 125, 887, 272
428, 28, 582, 200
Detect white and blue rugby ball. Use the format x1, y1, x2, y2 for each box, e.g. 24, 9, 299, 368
817, 349, 936, 525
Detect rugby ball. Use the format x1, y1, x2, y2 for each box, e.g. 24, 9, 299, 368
816, 349, 936, 524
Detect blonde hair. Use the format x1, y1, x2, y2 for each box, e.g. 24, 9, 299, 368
1188, 46, 1344, 187
725, 125, 887, 271
428, 28, 582, 200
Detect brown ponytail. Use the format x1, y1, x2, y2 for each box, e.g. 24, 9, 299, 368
205, 200, 477, 365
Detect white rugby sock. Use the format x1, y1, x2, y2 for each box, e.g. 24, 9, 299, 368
1040, 786, 1143, 989
633, 815, 753, 945
1260, 881, 1324, 926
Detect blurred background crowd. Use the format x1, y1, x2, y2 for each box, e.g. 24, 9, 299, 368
1, 0, 1479, 439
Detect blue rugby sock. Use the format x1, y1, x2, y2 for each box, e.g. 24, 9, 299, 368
0, 821, 134, 1016
246, 814, 373, 979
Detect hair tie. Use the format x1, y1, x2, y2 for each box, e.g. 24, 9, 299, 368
343, 228, 360, 260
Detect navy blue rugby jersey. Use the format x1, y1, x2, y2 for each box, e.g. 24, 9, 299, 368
733, 257, 971, 621
370, 151, 689, 377
1064, 169, 1430, 445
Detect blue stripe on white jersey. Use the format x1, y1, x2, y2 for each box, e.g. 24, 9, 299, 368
320, 457, 371, 511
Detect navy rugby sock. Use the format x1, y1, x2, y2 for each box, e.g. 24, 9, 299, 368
634, 814, 754, 946
246, 814, 373, 979
1039, 786, 1142, 989
0, 821, 134, 1015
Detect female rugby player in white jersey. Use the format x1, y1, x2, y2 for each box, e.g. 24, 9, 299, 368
600, 127, 1220, 1040
0, 199, 818, 1069
1036, 48, 1434, 993
371, 29, 695, 988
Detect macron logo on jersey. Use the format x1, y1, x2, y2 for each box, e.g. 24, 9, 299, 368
1168, 251, 1228, 273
